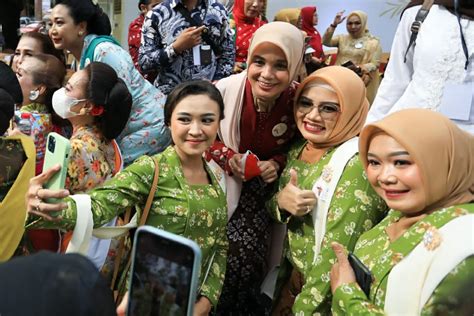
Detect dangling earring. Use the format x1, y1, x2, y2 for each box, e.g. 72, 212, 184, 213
29, 89, 39, 101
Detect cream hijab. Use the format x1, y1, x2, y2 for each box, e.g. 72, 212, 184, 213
247, 21, 305, 83
347, 10, 369, 38
359, 109, 474, 213
218, 21, 305, 151
294, 66, 369, 148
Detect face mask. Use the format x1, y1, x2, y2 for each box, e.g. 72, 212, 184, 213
52, 87, 86, 119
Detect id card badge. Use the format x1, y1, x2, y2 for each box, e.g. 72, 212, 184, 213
193, 45, 201, 66
439, 82, 473, 121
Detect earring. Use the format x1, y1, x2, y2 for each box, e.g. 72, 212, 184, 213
78, 31, 84, 36
29, 90, 39, 101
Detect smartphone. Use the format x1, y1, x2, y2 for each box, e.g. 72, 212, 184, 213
348, 252, 373, 297
127, 226, 202, 316
43, 132, 71, 202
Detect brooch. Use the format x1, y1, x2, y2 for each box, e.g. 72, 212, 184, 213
272, 123, 288, 137
423, 226, 442, 251
321, 165, 333, 183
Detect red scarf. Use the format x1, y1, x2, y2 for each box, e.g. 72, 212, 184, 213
233, 0, 266, 63
300, 6, 324, 59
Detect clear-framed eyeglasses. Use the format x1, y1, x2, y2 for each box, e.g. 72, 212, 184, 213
296, 100, 341, 120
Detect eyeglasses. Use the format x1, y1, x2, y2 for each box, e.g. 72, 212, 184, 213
296, 101, 340, 120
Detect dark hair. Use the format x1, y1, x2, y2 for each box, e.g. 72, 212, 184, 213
138, 0, 151, 10
0, 89, 15, 135
56, 0, 111, 35
164, 80, 225, 126
19, 32, 66, 65
84, 62, 132, 140
0, 61, 22, 104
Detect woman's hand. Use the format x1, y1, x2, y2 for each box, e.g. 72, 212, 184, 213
233, 62, 246, 73
330, 242, 356, 294
173, 26, 206, 54
26, 164, 70, 221
116, 291, 128, 316
194, 296, 212, 316
228, 153, 245, 180
258, 160, 279, 183
333, 10, 347, 26
276, 169, 317, 216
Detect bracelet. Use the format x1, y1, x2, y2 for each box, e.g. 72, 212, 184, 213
330, 23, 337, 28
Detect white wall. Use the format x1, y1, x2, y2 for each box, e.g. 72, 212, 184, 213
266, 0, 409, 52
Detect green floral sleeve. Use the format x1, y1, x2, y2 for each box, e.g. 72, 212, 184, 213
332, 257, 474, 315
332, 283, 384, 315
199, 229, 228, 307
292, 157, 387, 315
27, 155, 156, 230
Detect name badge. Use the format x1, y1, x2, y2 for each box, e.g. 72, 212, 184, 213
439, 82, 473, 121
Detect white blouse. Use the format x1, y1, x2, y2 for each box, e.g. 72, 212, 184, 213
367, 5, 474, 134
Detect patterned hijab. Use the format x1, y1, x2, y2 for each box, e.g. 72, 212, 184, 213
347, 10, 369, 38
247, 21, 305, 83
359, 109, 474, 212
233, 0, 266, 63
294, 66, 369, 148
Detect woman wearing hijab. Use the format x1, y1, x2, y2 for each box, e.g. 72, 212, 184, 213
207, 22, 305, 313
330, 109, 474, 315
323, 10, 382, 104
231, 0, 266, 73
269, 66, 387, 315
300, 6, 324, 62
273, 8, 302, 28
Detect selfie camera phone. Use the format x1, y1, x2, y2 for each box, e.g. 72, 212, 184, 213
348, 252, 373, 297
127, 226, 202, 316
43, 132, 71, 203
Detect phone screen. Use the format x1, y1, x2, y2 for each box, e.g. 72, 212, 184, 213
128, 230, 195, 316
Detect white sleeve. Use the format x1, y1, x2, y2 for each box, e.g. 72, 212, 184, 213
366, 6, 419, 123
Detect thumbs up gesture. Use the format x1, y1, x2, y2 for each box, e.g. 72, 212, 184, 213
276, 169, 317, 217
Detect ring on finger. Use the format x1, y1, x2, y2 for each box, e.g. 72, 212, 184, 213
35, 200, 41, 212
35, 188, 42, 199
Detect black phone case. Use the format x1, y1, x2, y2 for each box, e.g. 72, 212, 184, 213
348, 252, 373, 297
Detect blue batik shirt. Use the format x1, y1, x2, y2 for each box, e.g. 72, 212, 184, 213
139, 0, 235, 95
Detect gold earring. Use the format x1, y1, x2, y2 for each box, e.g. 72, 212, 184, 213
78, 31, 84, 36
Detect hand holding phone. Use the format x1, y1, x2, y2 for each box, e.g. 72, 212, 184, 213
348, 252, 373, 297
128, 226, 202, 316
43, 132, 71, 203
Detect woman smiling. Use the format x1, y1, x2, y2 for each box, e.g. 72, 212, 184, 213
208, 21, 305, 313
330, 109, 474, 315
25, 81, 229, 315
269, 66, 387, 315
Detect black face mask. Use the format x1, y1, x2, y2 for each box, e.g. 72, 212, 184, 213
455, 0, 470, 70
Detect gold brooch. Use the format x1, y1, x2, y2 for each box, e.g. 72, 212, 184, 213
423, 226, 442, 251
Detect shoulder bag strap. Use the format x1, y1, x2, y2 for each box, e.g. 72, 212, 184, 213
139, 156, 160, 226
404, 0, 434, 63
111, 156, 160, 292
174, 3, 222, 56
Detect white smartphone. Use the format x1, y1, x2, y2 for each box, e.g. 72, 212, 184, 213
127, 226, 202, 316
